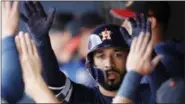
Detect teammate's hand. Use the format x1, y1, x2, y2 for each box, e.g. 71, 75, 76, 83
126, 31, 162, 76
15, 31, 43, 96
120, 13, 150, 46
20, 1, 55, 44
2, 1, 20, 39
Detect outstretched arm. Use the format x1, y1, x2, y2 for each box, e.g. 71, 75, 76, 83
20, 1, 66, 88
120, 14, 168, 102
114, 21, 161, 103
15, 32, 61, 103
2, 1, 24, 103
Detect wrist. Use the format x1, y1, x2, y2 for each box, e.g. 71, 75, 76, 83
117, 71, 142, 102
2, 28, 18, 38
127, 67, 146, 76
128, 69, 144, 76
25, 76, 46, 96
27, 78, 59, 103
32, 34, 50, 46
2, 33, 15, 40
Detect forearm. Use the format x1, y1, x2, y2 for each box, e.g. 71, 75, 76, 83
28, 77, 60, 103
2, 36, 24, 103
35, 35, 66, 87
114, 71, 143, 104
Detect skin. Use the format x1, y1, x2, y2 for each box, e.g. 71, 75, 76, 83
3, 1, 161, 103
13, 22, 161, 104
2, 1, 60, 103
113, 30, 162, 104
2, 1, 19, 39
122, 15, 163, 47
15, 32, 60, 103
93, 47, 128, 97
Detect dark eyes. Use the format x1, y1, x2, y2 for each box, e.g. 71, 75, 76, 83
96, 54, 105, 59
115, 53, 123, 57
96, 52, 123, 59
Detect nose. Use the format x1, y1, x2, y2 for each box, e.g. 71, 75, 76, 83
104, 56, 114, 69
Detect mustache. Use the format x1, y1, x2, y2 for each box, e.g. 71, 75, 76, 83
105, 68, 120, 74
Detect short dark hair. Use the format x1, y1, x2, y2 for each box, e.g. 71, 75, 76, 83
50, 11, 74, 34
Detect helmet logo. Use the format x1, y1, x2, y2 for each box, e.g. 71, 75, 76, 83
101, 29, 112, 40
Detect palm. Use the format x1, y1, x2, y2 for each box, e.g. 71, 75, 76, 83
126, 30, 161, 76
20, 1, 55, 42
26, 15, 48, 38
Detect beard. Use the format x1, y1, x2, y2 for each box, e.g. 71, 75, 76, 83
98, 69, 125, 91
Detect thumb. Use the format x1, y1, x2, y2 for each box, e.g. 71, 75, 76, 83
152, 55, 163, 68
15, 35, 22, 56
46, 8, 55, 28
20, 12, 28, 23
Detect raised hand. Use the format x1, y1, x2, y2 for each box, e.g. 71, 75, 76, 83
20, 1, 65, 88
126, 31, 162, 76
15, 31, 42, 94
15, 32, 60, 103
120, 14, 151, 46
20, 1, 55, 45
2, 1, 19, 39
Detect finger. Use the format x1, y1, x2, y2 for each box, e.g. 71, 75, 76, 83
146, 20, 152, 34
24, 2, 32, 17
2, 1, 6, 9
135, 32, 145, 52
134, 13, 141, 28
144, 20, 152, 43
5, 1, 11, 11
46, 8, 55, 29
120, 27, 132, 46
31, 40, 39, 57
143, 40, 154, 60
27, 1, 37, 13
25, 33, 34, 55
130, 37, 138, 52
128, 17, 136, 30
145, 30, 151, 41
152, 55, 162, 68
20, 12, 28, 23
33, 1, 46, 16
140, 13, 146, 32
19, 31, 28, 55
12, 1, 19, 12
139, 34, 150, 54
15, 35, 22, 55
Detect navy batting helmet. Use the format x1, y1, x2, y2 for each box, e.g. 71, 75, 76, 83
86, 24, 129, 90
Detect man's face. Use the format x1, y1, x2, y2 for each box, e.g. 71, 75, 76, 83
93, 47, 128, 90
